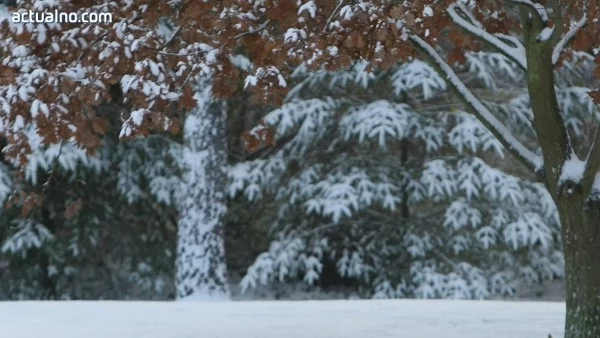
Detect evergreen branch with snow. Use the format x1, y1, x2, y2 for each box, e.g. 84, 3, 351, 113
234, 55, 562, 300
408, 35, 542, 175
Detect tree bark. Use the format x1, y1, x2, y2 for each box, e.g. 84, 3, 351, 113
559, 196, 600, 338
515, 8, 600, 337
520, 7, 571, 197
175, 86, 230, 300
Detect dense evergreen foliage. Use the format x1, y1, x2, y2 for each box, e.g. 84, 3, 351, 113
234, 55, 566, 299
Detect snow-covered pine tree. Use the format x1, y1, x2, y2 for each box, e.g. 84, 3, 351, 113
0, 124, 109, 299
0, 116, 180, 300
230, 53, 575, 299
113, 132, 181, 299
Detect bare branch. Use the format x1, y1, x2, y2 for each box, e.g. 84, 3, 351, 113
178, 64, 198, 93
234, 19, 271, 39
552, 0, 589, 66
409, 35, 542, 174
582, 123, 600, 197
447, 3, 528, 70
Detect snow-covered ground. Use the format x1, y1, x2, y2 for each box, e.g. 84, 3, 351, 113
0, 300, 565, 338
227, 279, 567, 302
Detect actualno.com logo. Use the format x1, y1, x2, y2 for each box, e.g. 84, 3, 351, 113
11, 10, 112, 23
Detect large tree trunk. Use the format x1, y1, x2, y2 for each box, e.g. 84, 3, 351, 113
560, 197, 600, 338
516, 10, 600, 337
175, 85, 230, 300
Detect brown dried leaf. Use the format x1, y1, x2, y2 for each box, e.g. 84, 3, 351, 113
590, 89, 600, 105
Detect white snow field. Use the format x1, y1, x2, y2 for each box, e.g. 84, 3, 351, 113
0, 300, 565, 338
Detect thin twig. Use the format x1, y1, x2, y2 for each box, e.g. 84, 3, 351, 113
177, 64, 197, 93
324, 0, 345, 32
161, 25, 182, 49
234, 19, 271, 39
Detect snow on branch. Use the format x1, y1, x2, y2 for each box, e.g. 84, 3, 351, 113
559, 152, 585, 186
505, 0, 549, 23
447, 3, 527, 70
409, 35, 542, 174
582, 123, 600, 198
552, 0, 589, 66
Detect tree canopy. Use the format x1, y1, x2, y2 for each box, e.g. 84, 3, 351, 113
1, 0, 597, 159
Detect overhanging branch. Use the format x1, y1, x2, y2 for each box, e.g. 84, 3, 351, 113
447, 3, 528, 71
408, 35, 542, 175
